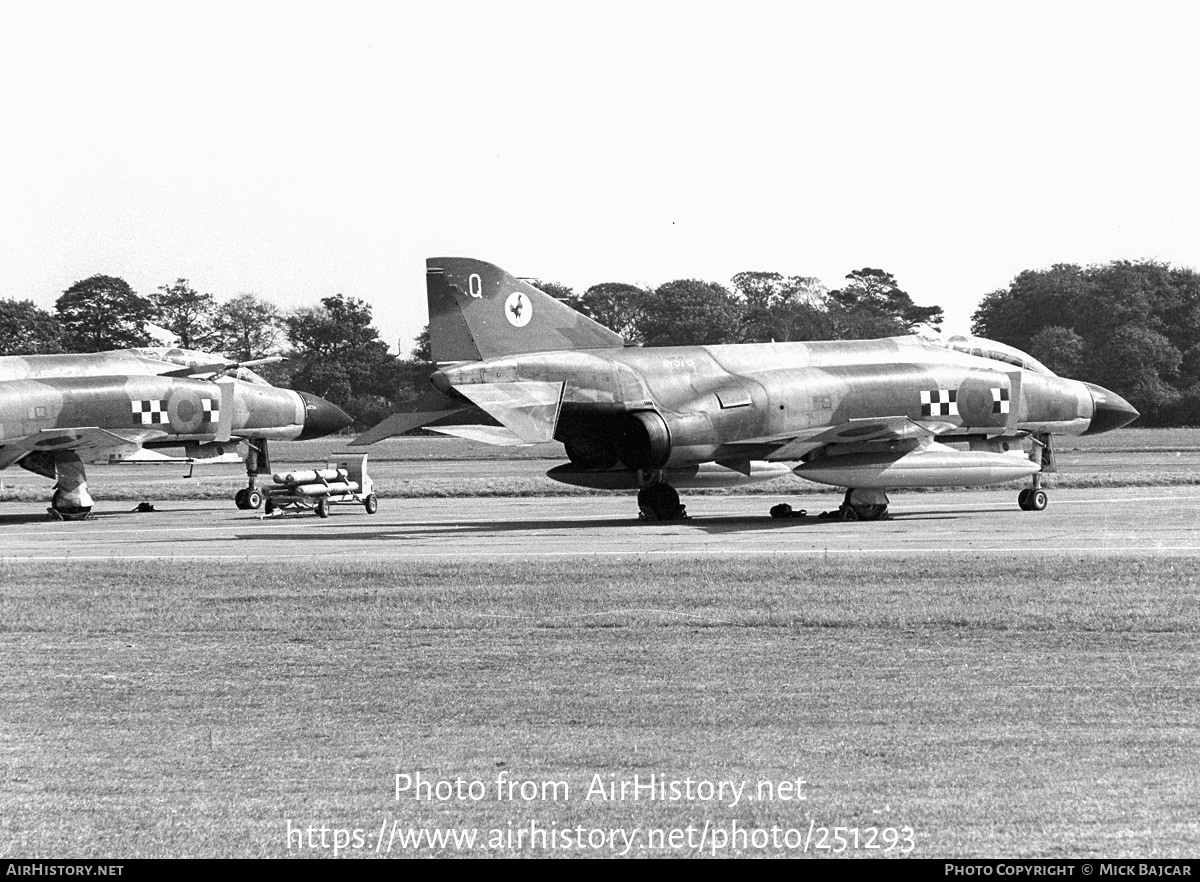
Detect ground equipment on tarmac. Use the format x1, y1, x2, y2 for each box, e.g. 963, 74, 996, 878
262, 454, 377, 518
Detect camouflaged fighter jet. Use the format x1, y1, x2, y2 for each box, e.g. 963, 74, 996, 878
0, 347, 352, 517
353, 257, 1139, 521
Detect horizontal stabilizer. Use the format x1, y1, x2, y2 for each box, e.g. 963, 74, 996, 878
350, 388, 468, 446
430, 425, 531, 446
452, 381, 565, 444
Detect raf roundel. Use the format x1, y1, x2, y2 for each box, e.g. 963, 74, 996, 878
504, 292, 532, 328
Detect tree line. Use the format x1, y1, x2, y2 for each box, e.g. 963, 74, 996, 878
971, 260, 1200, 426
1, 260, 1194, 427
0, 275, 410, 430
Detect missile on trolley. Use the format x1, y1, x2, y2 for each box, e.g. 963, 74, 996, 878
271, 481, 360, 496
259, 454, 378, 518
272, 468, 348, 484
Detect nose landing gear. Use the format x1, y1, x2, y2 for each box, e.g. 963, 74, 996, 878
1018, 434, 1052, 512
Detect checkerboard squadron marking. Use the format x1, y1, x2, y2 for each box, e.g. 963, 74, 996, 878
920, 389, 958, 417
133, 400, 169, 425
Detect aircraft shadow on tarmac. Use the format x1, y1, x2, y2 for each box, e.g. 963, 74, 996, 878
229, 509, 960, 541
0, 510, 139, 526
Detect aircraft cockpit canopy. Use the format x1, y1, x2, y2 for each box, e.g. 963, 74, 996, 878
233, 367, 271, 385
132, 347, 275, 384
920, 334, 1054, 375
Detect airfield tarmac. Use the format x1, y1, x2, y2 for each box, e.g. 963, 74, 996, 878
0, 485, 1198, 560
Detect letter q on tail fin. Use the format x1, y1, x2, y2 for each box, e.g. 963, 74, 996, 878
427, 257, 625, 363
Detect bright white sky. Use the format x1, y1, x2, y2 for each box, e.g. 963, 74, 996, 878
3, 1, 1199, 354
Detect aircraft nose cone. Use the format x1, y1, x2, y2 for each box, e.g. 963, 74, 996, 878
1083, 383, 1139, 435
296, 392, 354, 439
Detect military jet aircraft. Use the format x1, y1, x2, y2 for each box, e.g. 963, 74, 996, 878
353, 257, 1139, 520
0, 347, 352, 517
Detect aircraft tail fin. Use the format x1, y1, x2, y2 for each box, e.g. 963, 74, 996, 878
427, 257, 625, 362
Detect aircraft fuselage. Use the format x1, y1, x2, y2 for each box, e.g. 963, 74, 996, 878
435, 336, 1102, 471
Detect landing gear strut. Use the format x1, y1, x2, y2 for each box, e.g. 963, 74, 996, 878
637, 477, 687, 521
1018, 434, 1052, 512
234, 438, 270, 510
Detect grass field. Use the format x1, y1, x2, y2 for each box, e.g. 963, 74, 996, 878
2, 555, 1197, 858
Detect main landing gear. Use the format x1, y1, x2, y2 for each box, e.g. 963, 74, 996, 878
234, 438, 270, 510
831, 488, 889, 521
636, 479, 687, 521
770, 489, 889, 521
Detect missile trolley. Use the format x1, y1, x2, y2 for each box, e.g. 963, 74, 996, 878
262, 454, 378, 518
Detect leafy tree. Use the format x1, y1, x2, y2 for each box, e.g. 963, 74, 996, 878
213, 293, 284, 361
410, 325, 431, 362
151, 279, 217, 350
971, 264, 1088, 347
828, 268, 943, 337
579, 282, 650, 341
55, 275, 154, 351
969, 259, 1200, 425
629, 280, 742, 347
285, 294, 397, 426
731, 271, 833, 343
287, 294, 388, 360
1085, 325, 1180, 415
1028, 326, 1085, 377
0, 300, 66, 355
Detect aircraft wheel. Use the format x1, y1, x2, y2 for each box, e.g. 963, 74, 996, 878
245, 489, 263, 510
848, 503, 888, 521
363, 494, 378, 514
1028, 489, 1048, 512
770, 503, 793, 519
637, 483, 683, 520
655, 484, 681, 518
1018, 488, 1031, 510
316, 499, 329, 518
843, 488, 888, 521
234, 488, 248, 510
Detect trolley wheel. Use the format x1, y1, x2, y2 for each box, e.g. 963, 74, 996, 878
364, 494, 378, 515
264, 499, 276, 515
316, 499, 329, 518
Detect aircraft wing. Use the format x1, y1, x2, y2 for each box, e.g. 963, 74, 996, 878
0, 427, 170, 470
718, 416, 956, 462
